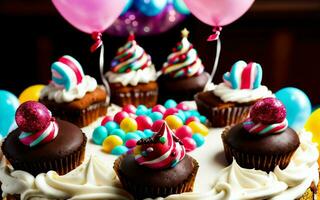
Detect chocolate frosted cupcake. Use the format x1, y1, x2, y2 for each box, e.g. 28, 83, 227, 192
40, 55, 108, 127
114, 122, 198, 199
195, 60, 273, 127
158, 29, 209, 103
222, 97, 300, 172
106, 34, 158, 107
2, 101, 86, 176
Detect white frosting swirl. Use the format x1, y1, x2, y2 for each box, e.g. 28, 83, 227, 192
40, 75, 97, 103
213, 83, 273, 103
106, 65, 157, 86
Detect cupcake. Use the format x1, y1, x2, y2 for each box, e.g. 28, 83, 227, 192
158, 28, 209, 103
222, 97, 300, 172
40, 55, 108, 127
106, 34, 158, 107
195, 60, 273, 127
1, 101, 87, 176
114, 122, 199, 199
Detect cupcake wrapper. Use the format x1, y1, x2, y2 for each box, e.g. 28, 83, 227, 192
5, 133, 87, 176
114, 155, 199, 200
76, 103, 107, 127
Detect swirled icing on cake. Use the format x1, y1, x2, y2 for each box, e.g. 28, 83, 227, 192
134, 122, 186, 169
162, 28, 204, 78
111, 34, 153, 73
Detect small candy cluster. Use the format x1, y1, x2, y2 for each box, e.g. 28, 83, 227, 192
92, 99, 209, 155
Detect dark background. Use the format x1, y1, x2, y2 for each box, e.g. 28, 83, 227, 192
0, 0, 320, 104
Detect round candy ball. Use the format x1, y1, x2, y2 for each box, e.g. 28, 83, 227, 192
151, 120, 166, 132
136, 115, 153, 130
163, 108, 179, 119
175, 125, 193, 140
136, 105, 149, 116
15, 101, 51, 133
165, 115, 183, 130
152, 104, 166, 114
92, 126, 108, 145
164, 99, 177, 109
104, 121, 119, 133
111, 146, 129, 155
124, 132, 141, 142
120, 117, 138, 133
149, 112, 163, 122
135, 130, 147, 138
114, 111, 129, 124
125, 139, 138, 148
176, 102, 190, 111
122, 104, 137, 114
175, 110, 186, 123
199, 116, 207, 124
192, 133, 205, 147
188, 121, 209, 136
251, 97, 286, 124
102, 135, 123, 153
110, 129, 126, 140
185, 116, 200, 125
181, 137, 197, 152
101, 116, 113, 126
144, 129, 154, 138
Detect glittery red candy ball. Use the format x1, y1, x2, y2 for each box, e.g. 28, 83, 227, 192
251, 97, 286, 124
15, 101, 51, 133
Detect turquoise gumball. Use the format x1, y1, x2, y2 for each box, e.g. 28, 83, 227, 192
275, 87, 312, 131
199, 116, 207, 124
92, 126, 108, 145
176, 110, 186, 123
0, 90, 19, 137
192, 133, 205, 147
104, 121, 119, 133
164, 99, 177, 108
173, 0, 190, 14
110, 129, 126, 140
190, 110, 200, 117
135, 0, 168, 17
124, 132, 141, 142
149, 112, 163, 122
136, 105, 149, 116
135, 130, 146, 138
111, 146, 129, 155
184, 111, 192, 119
144, 129, 154, 138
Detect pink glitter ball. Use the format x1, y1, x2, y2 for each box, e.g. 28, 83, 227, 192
251, 97, 286, 124
15, 101, 51, 133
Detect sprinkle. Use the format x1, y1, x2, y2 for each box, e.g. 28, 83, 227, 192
159, 136, 166, 144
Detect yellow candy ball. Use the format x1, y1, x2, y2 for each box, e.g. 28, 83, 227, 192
19, 84, 45, 103
305, 108, 320, 148
165, 115, 183, 130
188, 121, 209, 136
102, 135, 123, 153
120, 117, 137, 133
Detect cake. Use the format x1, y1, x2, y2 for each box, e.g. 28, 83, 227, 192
105, 34, 158, 107
195, 60, 273, 127
40, 55, 108, 127
158, 28, 209, 103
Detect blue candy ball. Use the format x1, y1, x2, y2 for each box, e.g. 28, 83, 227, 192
176, 110, 186, 123
124, 132, 141, 142
110, 129, 126, 140
135, 0, 168, 17
190, 110, 201, 117
149, 112, 163, 122
92, 126, 108, 145
192, 133, 205, 147
199, 115, 207, 124
135, 130, 147, 138
164, 99, 177, 109
136, 105, 149, 116
184, 111, 192, 119
111, 146, 129, 155
144, 129, 154, 138
104, 121, 119, 133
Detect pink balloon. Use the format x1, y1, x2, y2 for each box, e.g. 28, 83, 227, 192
52, 0, 127, 34
183, 0, 254, 27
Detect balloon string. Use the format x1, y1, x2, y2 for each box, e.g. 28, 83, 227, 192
204, 37, 221, 91
90, 32, 103, 53
99, 44, 111, 105
207, 26, 222, 42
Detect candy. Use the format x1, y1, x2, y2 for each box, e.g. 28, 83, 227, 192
102, 135, 123, 153
176, 102, 190, 111
144, 129, 154, 138
164, 99, 177, 108
135, 130, 147, 138
152, 104, 166, 114
110, 129, 126, 140
136, 105, 149, 116
199, 116, 207, 124
151, 120, 166, 132
15, 101, 51, 133
120, 117, 138, 133
189, 110, 200, 117
175, 125, 193, 139
111, 146, 128, 155
114, 111, 130, 124
148, 112, 163, 122
124, 132, 141, 142
122, 104, 137, 114
192, 133, 205, 147
92, 126, 108, 145
165, 115, 183, 130
163, 108, 179, 119
104, 121, 119, 133
185, 116, 200, 125
125, 139, 138, 148
175, 110, 186, 122
136, 115, 153, 130
101, 116, 113, 126
181, 137, 197, 152
188, 121, 209, 136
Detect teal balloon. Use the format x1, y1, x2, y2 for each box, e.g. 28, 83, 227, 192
121, 0, 134, 15
0, 90, 19, 137
275, 87, 312, 130
173, 0, 190, 14
136, 0, 168, 17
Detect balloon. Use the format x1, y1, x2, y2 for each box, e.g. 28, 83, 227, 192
122, 0, 134, 15
135, 0, 168, 17
0, 90, 20, 137
173, 0, 190, 14
183, 0, 254, 26
52, 0, 127, 34
275, 87, 312, 131
19, 84, 45, 103
305, 109, 320, 144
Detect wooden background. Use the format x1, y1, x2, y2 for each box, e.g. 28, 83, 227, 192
0, 0, 320, 105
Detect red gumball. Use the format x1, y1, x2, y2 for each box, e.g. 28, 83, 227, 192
185, 116, 200, 125
163, 108, 179, 119
125, 139, 137, 148
136, 115, 153, 130
101, 116, 113, 126
114, 111, 129, 124
151, 120, 166, 132
175, 125, 193, 140
176, 102, 190, 111
152, 104, 166, 114
181, 137, 197, 152
122, 104, 137, 114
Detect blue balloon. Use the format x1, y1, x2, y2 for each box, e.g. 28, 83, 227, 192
0, 90, 19, 137
275, 87, 312, 131
121, 0, 134, 15
172, 0, 190, 14
135, 0, 168, 17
